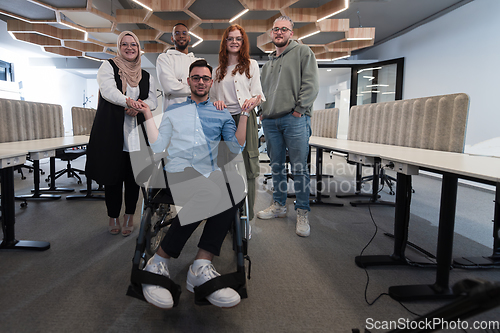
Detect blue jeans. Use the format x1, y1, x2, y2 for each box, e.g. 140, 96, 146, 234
262, 113, 311, 211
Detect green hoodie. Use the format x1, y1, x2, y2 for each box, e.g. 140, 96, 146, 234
259, 40, 319, 119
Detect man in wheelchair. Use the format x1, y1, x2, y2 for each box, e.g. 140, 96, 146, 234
132, 59, 249, 309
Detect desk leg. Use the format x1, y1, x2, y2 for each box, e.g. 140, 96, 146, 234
355, 173, 412, 267
453, 182, 500, 266
493, 182, 500, 259
66, 176, 105, 200
15, 160, 61, 200
389, 173, 457, 301
309, 147, 343, 207
1, 167, 50, 251
36, 157, 74, 193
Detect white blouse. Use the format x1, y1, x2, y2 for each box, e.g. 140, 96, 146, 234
97, 60, 157, 152
211, 59, 265, 115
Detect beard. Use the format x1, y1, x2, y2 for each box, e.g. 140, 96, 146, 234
192, 87, 208, 98
175, 41, 188, 51
273, 38, 289, 48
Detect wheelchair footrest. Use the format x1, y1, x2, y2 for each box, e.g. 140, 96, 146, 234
194, 271, 247, 306
127, 268, 182, 307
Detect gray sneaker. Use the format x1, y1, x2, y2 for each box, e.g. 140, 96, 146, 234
256, 202, 287, 220
296, 209, 310, 237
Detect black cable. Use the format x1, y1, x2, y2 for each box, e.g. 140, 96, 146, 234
362, 204, 388, 306
362, 204, 422, 317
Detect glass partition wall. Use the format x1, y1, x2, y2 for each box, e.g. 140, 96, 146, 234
315, 58, 403, 139
316, 66, 352, 139
350, 58, 404, 107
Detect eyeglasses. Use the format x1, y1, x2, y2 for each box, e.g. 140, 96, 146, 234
272, 27, 291, 33
174, 31, 188, 36
189, 75, 212, 83
120, 42, 138, 48
226, 37, 243, 42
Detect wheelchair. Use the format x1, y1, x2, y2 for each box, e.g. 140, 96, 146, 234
126, 138, 252, 307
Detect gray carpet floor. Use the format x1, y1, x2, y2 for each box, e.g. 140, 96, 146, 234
1, 152, 499, 333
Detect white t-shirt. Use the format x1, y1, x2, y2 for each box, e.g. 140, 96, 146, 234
96, 60, 157, 152
219, 64, 241, 115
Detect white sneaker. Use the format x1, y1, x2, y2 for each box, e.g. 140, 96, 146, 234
256, 202, 287, 220
142, 258, 174, 309
296, 209, 310, 237
186, 262, 241, 308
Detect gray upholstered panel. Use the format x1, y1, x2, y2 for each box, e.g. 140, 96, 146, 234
1, 100, 18, 142
71, 107, 96, 135
0, 99, 7, 142
311, 108, 339, 139
0, 97, 64, 142
347, 93, 469, 153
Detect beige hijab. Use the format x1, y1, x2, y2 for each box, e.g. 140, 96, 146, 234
113, 31, 142, 94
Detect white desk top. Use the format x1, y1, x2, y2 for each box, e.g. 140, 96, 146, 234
0, 136, 88, 169
0, 136, 89, 152
309, 137, 500, 183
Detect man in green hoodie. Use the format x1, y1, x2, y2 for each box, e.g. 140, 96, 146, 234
257, 15, 319, 237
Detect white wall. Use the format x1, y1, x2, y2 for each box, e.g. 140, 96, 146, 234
355, 0, 500, 153
85, 79, 99, 110
0, 43, 87, 136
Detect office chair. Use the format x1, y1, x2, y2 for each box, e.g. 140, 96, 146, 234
45, 147, 87, 185
14, 160, 45, 180
360, 165, 397, 195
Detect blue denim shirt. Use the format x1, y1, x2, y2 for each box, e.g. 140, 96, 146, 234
150, 96, 244, 177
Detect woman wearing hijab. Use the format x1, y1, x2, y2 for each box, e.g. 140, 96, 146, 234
86, 31, 157, 236
211, 24, 265, 221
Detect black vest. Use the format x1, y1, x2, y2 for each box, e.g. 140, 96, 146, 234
85, 59, 150, 185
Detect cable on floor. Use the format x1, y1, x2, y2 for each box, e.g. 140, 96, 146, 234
361, 204, 421, 317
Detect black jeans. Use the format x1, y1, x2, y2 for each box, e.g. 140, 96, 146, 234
160, 168, 244, 258
104, 151, 140, 218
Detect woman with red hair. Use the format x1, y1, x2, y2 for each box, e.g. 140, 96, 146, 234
211, 24, 265, 221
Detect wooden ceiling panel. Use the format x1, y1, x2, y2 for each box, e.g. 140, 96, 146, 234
3, 0, 375, 58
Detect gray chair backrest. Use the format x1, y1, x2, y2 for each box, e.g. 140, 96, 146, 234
71, 107, 96, 135
347, 93, 469, 153
311, 108, 339, 139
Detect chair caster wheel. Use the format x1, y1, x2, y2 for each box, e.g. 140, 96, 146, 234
77, 180, 82, 185
21, 176, 26, 180
389, 191, 395, 195
29, 169, 33, 173
20, 202, 27, 208
41, 171, 45, 175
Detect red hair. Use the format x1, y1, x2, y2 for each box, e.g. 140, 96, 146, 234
215, 24, 251, 82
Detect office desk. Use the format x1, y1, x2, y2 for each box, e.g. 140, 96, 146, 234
309, 138, 395, 207
309, 137, 500, 301
1, 136, 89, 200
0, 147, 50, 250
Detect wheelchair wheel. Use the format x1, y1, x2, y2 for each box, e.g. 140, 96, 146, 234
145, 203, 171, 256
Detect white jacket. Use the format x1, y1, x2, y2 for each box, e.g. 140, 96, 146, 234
156, 49, 198, 110
211, 59, 265, 114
